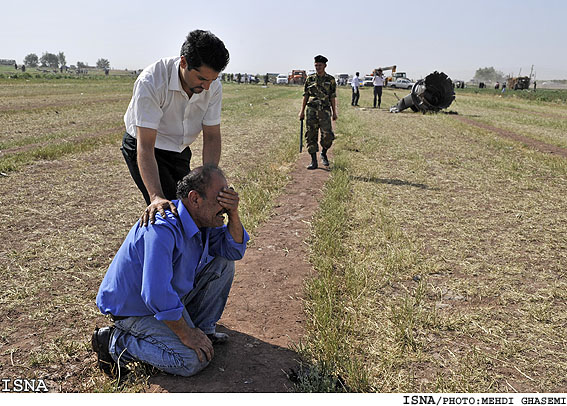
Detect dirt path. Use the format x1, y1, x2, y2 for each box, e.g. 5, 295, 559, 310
145, 152, 332, 392
454, 115, 567, 158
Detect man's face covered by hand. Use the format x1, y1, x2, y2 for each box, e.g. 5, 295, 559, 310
196, 173, 229, 228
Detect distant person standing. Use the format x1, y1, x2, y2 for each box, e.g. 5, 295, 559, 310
298, 55, 338, 170
121, 29, 230, 225
372, 68, 385, 108
351, 72, 360, 106
264, 73, 269, 86
533, 81, 537, 92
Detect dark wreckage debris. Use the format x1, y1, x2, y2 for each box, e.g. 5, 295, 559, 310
390, 71, 455, 114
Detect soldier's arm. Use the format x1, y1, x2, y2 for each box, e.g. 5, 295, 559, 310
299, 95, 308, 120
331, 97, 338, 120
330, 78, 338, 120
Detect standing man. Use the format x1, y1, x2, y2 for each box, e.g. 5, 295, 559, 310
351, 72, 360, 106
372, 68, 385, 108
121, 30, 230, 226
93, 165, 249, 377
298, 55, 338, 170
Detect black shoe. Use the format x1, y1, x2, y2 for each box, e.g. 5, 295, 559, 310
92, 326, 118, 377
321, 150, 329, 166
307, 152, 318, 170
207, 332, 229, 345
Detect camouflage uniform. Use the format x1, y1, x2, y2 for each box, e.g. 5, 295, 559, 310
303, 73, 336, 154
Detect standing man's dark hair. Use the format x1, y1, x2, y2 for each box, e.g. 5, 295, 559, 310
181, 30, 230, 72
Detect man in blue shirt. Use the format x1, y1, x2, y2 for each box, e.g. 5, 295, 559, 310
93, 164, 249, 377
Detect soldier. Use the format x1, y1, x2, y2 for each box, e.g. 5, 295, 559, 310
298, 55, 338, 170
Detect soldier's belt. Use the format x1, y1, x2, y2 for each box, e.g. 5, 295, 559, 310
307, 100, 330, 109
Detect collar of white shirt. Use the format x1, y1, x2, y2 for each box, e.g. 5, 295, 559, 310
168, 58, 184, 94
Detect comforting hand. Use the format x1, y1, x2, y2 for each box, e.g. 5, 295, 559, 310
140, 197, 179, 227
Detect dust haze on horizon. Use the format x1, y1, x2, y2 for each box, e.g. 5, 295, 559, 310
1, 0, 566, 82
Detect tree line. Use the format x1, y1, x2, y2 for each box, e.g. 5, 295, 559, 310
473, 67, 506, 83
22, 51, 110, 70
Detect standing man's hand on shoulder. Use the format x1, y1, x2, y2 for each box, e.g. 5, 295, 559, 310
140, 197, 179, 227
136, 126, 179, 226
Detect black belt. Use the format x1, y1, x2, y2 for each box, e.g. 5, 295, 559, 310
110, 314, 128, 321
307, 101, 330, 109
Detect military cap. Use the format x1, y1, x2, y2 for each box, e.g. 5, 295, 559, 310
314, 55, 328, 64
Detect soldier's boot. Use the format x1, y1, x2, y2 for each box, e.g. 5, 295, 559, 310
307, 152, 318, 170
321, 149, 329, 166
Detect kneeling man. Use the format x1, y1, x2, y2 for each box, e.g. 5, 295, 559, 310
93, 164, 249, 377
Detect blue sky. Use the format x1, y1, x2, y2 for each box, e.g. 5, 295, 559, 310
2, 0, 565, 81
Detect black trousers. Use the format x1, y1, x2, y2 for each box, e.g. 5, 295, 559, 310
373, 86, 383, 107
121, 132, 192, 205
351, 87, 360, 106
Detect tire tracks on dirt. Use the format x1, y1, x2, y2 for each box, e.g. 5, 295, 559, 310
146, 152, 332, 393
454, 115, 567, 158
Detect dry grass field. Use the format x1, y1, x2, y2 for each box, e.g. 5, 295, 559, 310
1, 76, 566, 392
302, 86, 567, 392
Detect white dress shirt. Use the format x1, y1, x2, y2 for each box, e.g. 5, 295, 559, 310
352, 76, 360, 89
124, 56, 222, 153
372, 75, 385, 87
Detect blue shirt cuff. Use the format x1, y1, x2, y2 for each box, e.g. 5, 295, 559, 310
153, 306, 184, 321
225, 227, 249, 252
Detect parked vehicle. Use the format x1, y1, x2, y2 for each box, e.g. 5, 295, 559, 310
388, 78, 415, 89
507, 76, 530, 90
276, 73, 288, 84
336, 73, 349, 86
363, 75, 374, 87
288, 70, 307, 85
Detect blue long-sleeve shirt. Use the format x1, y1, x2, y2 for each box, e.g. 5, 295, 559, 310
96, 200, 249, 321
